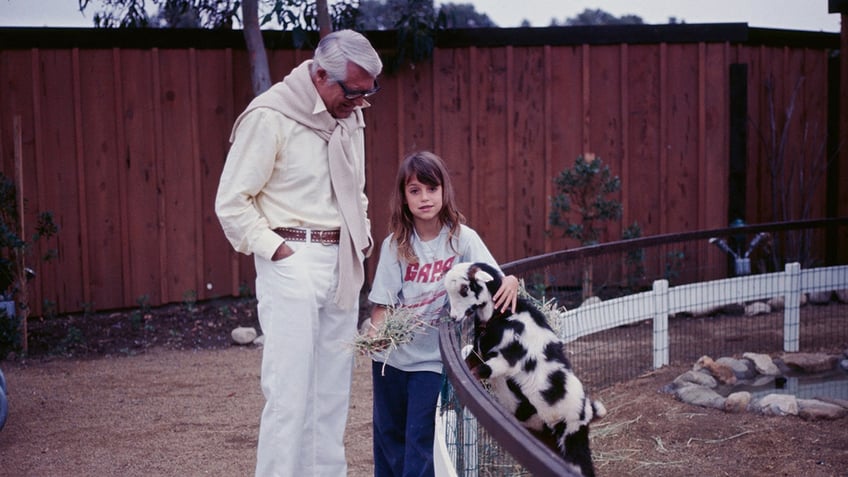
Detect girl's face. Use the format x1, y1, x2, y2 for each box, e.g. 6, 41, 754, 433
404, 175, 443, 225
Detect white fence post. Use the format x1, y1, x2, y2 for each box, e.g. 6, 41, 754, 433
652, 279, 670, 368
783, 262, 801, 352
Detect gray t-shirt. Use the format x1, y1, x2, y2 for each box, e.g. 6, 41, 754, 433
368, 224, 500, 373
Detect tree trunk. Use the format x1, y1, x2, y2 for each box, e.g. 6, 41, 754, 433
241, 0, 271, 95
316, 0, 331, 38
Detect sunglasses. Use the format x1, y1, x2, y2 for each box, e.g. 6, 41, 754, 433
337, 79, 380, 100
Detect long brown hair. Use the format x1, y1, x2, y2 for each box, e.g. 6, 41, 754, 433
389, 151, 465, 263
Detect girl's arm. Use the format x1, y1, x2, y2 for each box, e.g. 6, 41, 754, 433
492, 274, 519, 313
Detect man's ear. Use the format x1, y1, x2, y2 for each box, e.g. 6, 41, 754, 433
314, 67, 330, 85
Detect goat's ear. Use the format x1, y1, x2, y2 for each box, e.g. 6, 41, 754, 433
469, 266, 494, 284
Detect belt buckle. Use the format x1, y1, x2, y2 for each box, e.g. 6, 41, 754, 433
319, 231, 334, 245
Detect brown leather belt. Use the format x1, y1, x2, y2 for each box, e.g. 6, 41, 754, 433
274, 227, 340, 245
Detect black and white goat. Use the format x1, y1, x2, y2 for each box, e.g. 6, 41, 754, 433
444, 261, 606, 477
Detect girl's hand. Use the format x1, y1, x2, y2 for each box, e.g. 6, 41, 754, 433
493, 274, 519, 314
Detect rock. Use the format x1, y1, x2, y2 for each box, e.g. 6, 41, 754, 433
717, 357, 758, 380
724, 391, 752, 413
253, 335, 265, 346
231, 326, 258, 345
743, 352, 780, 376
807, 291, 832, 305
694, 356, 737, 384
750, 375, 777, 387
689, 305, 721, 317
581, 296, 601, 307
840, 359, 848, 372
816, 397, 848, 410
766, 296, 785, 311
754, 394, 799, 416
675, 384, 727, 410
673, 370, 717, 389
797, 399, 848, 420
721, 303, 746, 316
780, 352, 838, 373
744, 302, 771, 317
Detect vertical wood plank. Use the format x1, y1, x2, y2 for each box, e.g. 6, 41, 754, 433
158, 49, 199, 304
511, 46, 547, 259
78, 48, 123, 310
472, 46, 510, 259
187, 49, 204, 301
548, 45, 584, 253
543, 45, 553, 254
119, 49, 162, 305
32, 49, 84, 313
152, 48, 168, 303
197, 48, 237, 299
505, 46, 515, 261
71, 48, 92, 308
113, 48, 132, 305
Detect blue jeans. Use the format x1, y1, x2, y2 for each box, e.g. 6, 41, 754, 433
372, 362, 442, 477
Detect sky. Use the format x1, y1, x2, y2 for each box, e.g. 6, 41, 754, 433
0, 0, 841, 32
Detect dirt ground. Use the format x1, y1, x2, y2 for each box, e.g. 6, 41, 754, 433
1, 297, 847, 476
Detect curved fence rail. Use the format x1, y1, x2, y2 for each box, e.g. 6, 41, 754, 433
436, 217, 848, 476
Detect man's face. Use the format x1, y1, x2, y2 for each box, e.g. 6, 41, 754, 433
314, 62, 378, 119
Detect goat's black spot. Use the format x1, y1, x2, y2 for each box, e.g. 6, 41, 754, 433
543, 341, 571, 368
507, 379, 538, 422
541, 370, 567, 405
524, 357, 537, 373
501, 340, 527, 367
506, 320, 525, 334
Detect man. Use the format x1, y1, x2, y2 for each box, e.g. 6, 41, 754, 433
215, 30, 382, 476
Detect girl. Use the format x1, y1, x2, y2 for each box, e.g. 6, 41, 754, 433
366, 150, 519, 477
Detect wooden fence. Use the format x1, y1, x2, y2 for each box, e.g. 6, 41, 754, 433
0, 24, 843, 315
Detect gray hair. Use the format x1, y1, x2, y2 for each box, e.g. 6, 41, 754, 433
310, 30, 383, 81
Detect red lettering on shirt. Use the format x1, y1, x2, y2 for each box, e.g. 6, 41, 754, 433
404, 256, 458, 284
417, 263, 432, 282
405, 263, 419, 281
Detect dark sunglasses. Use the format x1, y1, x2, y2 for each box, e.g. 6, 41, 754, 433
337, 79, 380, 100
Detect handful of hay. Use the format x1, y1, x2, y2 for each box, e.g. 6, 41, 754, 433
352, 304, 428, 356
518, 279, 566, 334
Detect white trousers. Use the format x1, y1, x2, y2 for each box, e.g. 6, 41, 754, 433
254, 241, 357, 477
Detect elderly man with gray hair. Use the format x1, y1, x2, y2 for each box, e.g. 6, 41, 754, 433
215, 29, 382, 476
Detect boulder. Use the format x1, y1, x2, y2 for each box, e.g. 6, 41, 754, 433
755, 394, 798, 416
694, 356, 737, 384
743, 352, 780, 376
724, 391, 752, 413
780, 352, 838, 374
744, 302, 771, 317
231, 326, 258, 345
797, 399, 848, 420
675, 383, 726, 410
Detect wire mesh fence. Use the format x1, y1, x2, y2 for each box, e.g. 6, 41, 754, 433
437, 218, 848, 476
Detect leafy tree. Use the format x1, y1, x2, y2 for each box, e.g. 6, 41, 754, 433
433, 2, 496, 29
549, 154, 622, 246
78, 0, 346, 94
552, 8, 644, 26
549, 154, 622, 300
